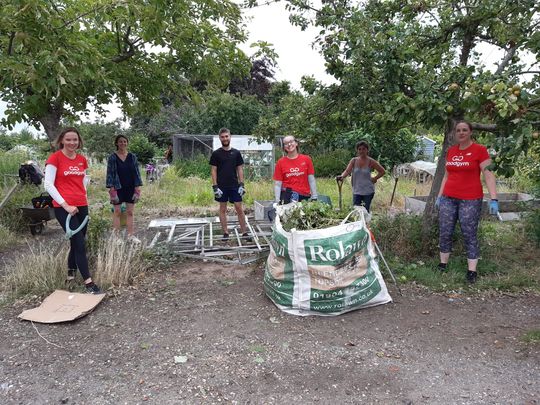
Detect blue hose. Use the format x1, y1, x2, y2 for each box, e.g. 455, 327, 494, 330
64, 214, 89, 239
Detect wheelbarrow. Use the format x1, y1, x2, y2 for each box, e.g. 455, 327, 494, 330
20, 206, 56, 235
20, 193, 56, 235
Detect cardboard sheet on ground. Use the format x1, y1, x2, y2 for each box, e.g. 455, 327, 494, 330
18, 290, 104, 323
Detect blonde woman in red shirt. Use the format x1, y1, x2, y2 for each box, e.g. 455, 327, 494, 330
436, 121, 498, 284
44, 127, 101, 294
273, 136, 318, 204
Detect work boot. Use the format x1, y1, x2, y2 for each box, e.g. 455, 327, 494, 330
437, 263, 448, 272
222, 233, 229, 241
466, 271, 477, 284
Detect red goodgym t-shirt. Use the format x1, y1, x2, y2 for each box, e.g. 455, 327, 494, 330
443, 143, 490, 200
273, 154, 315, 196
46, 150, 88, 207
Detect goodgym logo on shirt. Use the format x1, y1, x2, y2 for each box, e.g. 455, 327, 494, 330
286, 167, 305, 178
64, 163, 85, 176
446, 155, 470, 167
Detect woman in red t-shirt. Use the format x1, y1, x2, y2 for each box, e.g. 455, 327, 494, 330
273, 136, 318, 203
44, 127, 101, 294
435, 121, 499, 284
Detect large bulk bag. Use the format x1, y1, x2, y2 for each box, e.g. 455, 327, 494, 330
264, 205, 392, 316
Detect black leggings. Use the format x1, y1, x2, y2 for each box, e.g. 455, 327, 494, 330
54, 206, 90, 280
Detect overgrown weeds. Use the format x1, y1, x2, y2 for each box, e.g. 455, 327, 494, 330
93, 233, 149, 288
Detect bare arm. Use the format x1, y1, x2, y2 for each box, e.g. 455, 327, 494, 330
370, 158, 386, 182
339, 158, 355, 178
480, 159, 497, 199
237, 164, 244, 184
211, 166, 218, 186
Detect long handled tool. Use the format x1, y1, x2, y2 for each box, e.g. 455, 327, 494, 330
369, 229, 402, 296
336, 177, 344, 210
54, 214, 89, 255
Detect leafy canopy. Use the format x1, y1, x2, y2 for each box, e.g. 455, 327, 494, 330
0, 0, 250, 139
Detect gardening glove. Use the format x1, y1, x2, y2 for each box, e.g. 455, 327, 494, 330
109, 188, 120, 205
212, 185, 223, 199
238, 182, 246, 197
489, 199, 499, 215
335, 175, 343, 182
435, 196, 442, 210
132, 189, 141, 203
310, 195, 318, 201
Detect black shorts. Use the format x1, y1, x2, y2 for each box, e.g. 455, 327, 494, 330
216, 188, 242, 203
114, 187, 135, 205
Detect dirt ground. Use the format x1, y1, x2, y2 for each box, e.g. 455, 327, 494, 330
1, 214, 539, 405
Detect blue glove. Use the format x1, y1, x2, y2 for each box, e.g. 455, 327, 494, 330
489, 199, 499, 215
212, 185, 223, 199
435, 196, 442, 209
238, 182, 245, 197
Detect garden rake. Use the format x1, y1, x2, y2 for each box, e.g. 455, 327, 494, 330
369, 229, 403, 296
336, 177, 344, 210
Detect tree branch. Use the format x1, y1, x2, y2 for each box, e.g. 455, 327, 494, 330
514, 70, 540, 75
471, 122, 497, 132
7, 32, 15, 55
58, 4, 108, 30
495, 43, 518, 75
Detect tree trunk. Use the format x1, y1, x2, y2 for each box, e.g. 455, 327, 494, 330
421, 117, 457, 236
39, 104, 63, 146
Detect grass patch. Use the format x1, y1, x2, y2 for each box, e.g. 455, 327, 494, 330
521, 329, 540, 344
0, 224, 18, 251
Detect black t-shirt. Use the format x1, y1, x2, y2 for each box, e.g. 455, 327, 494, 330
209, 147, 244, 188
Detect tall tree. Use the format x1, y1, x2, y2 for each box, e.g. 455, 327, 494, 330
0, 0, 250, 141
264, 0, 540, 232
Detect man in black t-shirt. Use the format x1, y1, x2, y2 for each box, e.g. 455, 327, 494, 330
209, 128, 249, 241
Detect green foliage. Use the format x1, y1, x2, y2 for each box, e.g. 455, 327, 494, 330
129, 134, 158, 165
174, 154, 210, 179
524, 209, 540, 247
0, 150, 28, 179
131, 89, 266, 144
521, 330, 540, 344
279, 201, 349, 231
0, 0, 251, 139
0, 184, 42, 233
86, 211, 111, 256
311, 149, 350, 177
371, 214, 438, 260
79, 121, 122, 161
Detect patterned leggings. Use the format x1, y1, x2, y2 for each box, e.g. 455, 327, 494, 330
438, 196, 483, 259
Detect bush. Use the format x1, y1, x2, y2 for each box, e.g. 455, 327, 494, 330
311, 149, 351, 177
174, 154, 210, 179
371, 213, 439, 260
524, 209, 540, 247
129, 133, 158, 164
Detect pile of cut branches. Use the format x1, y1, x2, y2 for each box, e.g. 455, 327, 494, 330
279, 201, 354, 231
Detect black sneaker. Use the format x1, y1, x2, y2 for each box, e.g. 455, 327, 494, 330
437, 263, 448, 272
85, 282, 103, 294
242, 232, 252, 242
222, 233, 229, 241
466, 271, 477, 284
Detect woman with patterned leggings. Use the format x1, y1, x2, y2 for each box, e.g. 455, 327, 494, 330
436, 121, 499, 284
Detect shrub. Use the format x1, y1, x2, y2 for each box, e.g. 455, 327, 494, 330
174, 154, 210, 179
129, 133, 158, 164
311, 149, 351, 177
524, 209, 540, 247
371, 213, 439, 260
